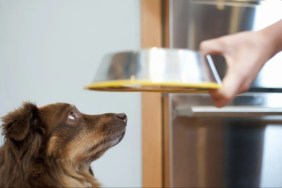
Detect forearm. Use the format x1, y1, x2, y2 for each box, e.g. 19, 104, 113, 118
259, 19, 282, 58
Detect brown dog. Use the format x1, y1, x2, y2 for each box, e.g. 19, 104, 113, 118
0, 102, 127, 188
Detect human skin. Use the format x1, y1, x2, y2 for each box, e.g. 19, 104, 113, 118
200, 19, 282, 107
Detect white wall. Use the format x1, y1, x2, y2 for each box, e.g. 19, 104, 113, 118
0, 0, 141, 187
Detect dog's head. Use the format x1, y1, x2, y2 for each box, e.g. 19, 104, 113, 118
1, 102, 127, 165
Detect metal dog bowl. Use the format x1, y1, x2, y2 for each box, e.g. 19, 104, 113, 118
86, 48, 222, 93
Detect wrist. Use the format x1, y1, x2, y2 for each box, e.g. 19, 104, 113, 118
259, 19, 282, 57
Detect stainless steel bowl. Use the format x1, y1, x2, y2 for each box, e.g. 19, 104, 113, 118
86, 48, 222, 92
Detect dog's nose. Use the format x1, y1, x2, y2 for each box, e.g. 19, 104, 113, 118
116, 113, 127, 122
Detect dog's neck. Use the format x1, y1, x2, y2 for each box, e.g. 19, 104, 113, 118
0, 146, 100, 188
43, 158, 101, 188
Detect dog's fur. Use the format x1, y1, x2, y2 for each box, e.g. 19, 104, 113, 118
0, 102, 127, 188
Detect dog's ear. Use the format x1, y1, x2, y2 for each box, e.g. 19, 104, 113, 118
2, 102, 43, 141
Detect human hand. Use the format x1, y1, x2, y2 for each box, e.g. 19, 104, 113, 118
200, 31, 273, 107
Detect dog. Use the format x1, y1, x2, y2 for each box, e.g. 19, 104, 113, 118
0, 102, 127, 188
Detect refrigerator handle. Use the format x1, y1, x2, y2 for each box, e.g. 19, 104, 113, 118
175, 106, 282, 117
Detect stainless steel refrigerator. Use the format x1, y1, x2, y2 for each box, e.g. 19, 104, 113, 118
166, 0, 282, 187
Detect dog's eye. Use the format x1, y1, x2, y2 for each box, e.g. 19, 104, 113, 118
68, 111, 77, 120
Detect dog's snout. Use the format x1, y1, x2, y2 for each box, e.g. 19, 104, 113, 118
116, 113, 127, 122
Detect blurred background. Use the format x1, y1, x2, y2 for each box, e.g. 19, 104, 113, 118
0, 0, 141, 187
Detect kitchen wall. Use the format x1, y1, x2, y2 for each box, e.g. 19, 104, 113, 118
0, 0, 141, 187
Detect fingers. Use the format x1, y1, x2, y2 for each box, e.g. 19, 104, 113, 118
210, 90, 229, 108
210, 68, 246, 107
201, 32, 264, 107
199, 37, 226, 55
200, 37, 235, 107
